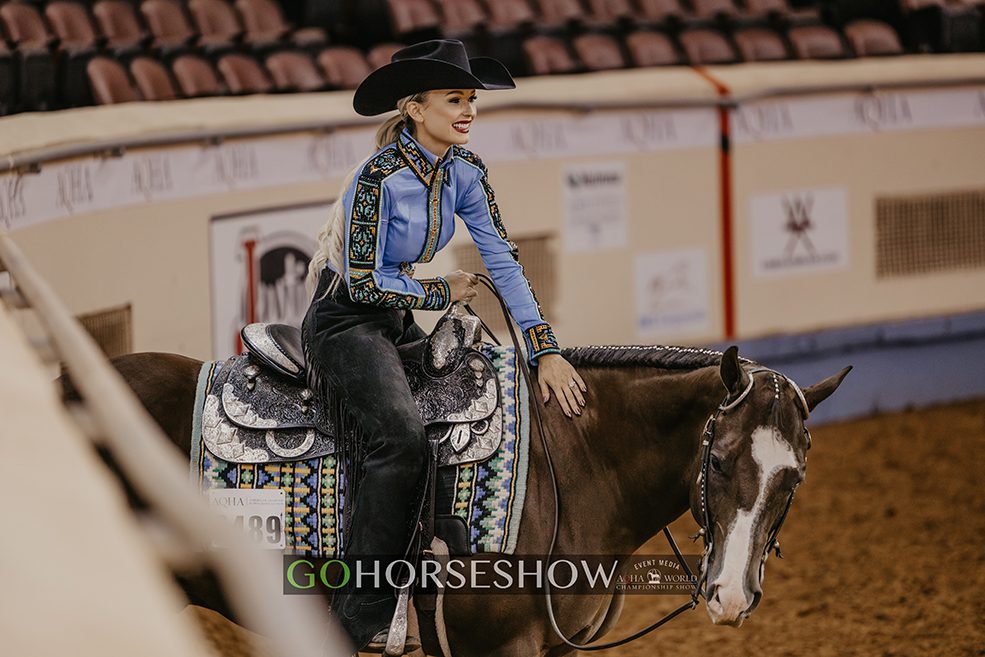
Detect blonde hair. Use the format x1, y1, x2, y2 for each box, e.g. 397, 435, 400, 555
307, 91, 430, 299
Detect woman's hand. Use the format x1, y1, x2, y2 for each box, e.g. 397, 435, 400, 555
446, 269, 479, 303
536, 353, 587, 418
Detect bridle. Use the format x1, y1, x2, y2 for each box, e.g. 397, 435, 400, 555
696, 368, 812, 607
470, 275, 812, 651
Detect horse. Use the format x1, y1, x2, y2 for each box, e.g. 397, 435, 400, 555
72, 339, 849, 656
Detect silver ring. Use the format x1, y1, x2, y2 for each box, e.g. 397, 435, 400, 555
568, 380, 576, 388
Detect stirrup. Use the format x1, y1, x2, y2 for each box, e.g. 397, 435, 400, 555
364, 630, 421, 654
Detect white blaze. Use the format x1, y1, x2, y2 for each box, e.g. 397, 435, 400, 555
709, 426, 797, 623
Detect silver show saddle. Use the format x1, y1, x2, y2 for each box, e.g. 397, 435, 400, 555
201, 304, 506, 470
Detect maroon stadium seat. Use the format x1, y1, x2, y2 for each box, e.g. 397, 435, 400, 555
690, 0, 739, 20
636, 0, 687, 23
571, 33, 626, 70
386, 0, 442, 35
787, 25, 847, 58
217, 53, 272, 93
188, 0, 244, 43
624, 30, 680, 66
92, 1, 149, 51
45, 2, 100, 51
367, 42, 404, 69
485, 0, 537, 28
434, 0, 487, 33
265, 51, 325, 92
142, 0, 233, 50
523, 35, 578, 75
235, 0, 327, 47
530, 0, 586, 27
584, 0, 635, 23
679, 28, 739, 63
130, 56, 178, 100
172, 54, 223, 96
0, 2, 57, 49
733, 27, 789, 61
844, 19, 904, 56
317, 47, 372, 90
87, 56, 139, 104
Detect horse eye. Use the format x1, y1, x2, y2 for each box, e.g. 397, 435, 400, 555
710, 454, 724, 474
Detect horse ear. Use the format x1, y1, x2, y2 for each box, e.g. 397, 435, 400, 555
719, 345, 749, 397
801, 366, 852, 412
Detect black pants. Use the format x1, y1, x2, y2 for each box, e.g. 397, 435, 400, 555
302, 269, 429, 650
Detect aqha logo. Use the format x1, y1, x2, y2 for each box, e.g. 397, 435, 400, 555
234, 230, 316, 353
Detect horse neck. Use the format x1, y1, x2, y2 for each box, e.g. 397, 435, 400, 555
541, 365, 721, 556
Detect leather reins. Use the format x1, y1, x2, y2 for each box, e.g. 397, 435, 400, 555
469, 274, 810, 651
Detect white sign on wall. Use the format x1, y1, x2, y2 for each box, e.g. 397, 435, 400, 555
562, 161, 628, 252
750, 187, 849, 277
210, 202, 332, 359
635, 248, 710, 338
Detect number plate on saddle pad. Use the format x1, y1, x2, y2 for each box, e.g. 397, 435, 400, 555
207, 489, 286, 549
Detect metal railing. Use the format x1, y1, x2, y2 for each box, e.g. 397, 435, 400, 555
3, 73, 984, 175
0, 231, 350, 657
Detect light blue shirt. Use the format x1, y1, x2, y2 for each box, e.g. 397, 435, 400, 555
334, 128, 559, 362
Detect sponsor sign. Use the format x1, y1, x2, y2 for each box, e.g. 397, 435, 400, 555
635, 248, 710, 338
562, 161, 628, 252
749, 187, 849, 277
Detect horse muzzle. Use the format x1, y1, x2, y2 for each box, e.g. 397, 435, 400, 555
705, 581, 762, 627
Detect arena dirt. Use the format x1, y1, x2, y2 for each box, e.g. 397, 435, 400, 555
185, 399, 985, 657
602, 399, 985, 657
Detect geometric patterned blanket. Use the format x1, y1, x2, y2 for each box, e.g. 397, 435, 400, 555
190, 344, 530, 558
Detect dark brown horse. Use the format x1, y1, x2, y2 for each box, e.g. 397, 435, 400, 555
88, 343, 849, 656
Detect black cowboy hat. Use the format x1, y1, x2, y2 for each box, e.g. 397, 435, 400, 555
353, 39, 515, 116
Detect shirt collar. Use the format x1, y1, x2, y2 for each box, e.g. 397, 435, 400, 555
398, 128, 457, 178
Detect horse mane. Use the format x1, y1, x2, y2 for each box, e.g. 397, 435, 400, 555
560, 345, 756, 370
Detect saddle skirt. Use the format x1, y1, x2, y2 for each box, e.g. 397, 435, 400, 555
202, 305, 506, 468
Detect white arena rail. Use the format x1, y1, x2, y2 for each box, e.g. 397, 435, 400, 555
0, 231, 350, 657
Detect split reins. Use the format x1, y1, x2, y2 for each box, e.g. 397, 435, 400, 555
468, 273, 810, 651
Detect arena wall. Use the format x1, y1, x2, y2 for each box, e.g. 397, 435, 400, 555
2, 55, 983, 419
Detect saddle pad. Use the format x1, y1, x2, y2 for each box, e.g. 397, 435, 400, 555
190, 345, 531, 557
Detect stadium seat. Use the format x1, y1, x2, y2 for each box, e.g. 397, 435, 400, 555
130, 56, 178, 100
434, 0, 486, 50
92, 1, 150, 52
522, 35, 578, 74
734, 27, 789, 60
317, 46, 372, 89
690, 0, 740, 22
572, 33, 626, 69
485, 0, 538, 29
45, 2, 102, 51
234, 0, 327, 48
0, 2, 61, 109
367, 42, 404, 69
435, 0, 487, 33
216, 53, 272, 93
265, 51, 326, 91
87, 56, 139, 103
678, 28, 739, 63
141, 0, 233, 53
844, 19, 904, 56
585, 0, 636, 23
386, 0, 442, 38
530, 0, 586, 29
635, 0, 688, 24
171, 54, 223, 96
788, 24, 848, 58
1, 1, 56, 49
188, 0, 245, 44
624, 29, 681, 66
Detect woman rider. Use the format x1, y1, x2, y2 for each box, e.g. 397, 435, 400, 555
302, 39, 587, 652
